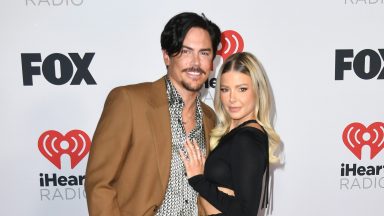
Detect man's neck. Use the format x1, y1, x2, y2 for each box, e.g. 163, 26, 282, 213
167, 77, 199, 133
168, 78, 199, 111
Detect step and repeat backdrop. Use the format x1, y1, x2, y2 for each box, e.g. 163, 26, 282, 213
1, 0, 383, 215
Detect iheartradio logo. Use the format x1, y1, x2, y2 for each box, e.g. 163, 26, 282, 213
342, 122, 384, 160
38, 130, 91, 169
217, 30, 244, 61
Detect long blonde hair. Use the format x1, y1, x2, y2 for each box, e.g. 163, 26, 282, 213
210, 52, 281, 163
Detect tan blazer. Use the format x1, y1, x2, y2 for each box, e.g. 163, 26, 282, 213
85, 77, 216, 216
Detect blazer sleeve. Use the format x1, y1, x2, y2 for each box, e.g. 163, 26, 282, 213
189, 129, 267, 216
85, 87, 133, 216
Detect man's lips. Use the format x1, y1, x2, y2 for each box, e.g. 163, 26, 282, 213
183, 68, 206, 80
186, 71, 203, 78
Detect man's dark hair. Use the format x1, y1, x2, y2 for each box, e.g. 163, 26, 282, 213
161, 12, 221, 58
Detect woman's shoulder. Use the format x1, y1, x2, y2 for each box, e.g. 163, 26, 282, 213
231, 125, 268, 151
236, 123, 267, 139
244, 122, 265, 133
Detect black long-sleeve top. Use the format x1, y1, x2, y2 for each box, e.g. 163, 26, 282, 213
188, 121, 268, 216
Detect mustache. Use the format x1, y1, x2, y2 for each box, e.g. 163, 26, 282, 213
182, 67, 206, 74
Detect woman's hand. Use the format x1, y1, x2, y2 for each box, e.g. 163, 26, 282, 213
179, 139, 206, 178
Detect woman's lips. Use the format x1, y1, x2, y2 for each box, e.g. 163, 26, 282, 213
228, 107, 241, 112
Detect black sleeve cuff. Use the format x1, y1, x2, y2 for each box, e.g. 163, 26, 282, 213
188, 174, 204, 189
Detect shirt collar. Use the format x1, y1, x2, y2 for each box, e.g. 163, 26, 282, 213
165, 76, 184, 106
165, 76, 201, 107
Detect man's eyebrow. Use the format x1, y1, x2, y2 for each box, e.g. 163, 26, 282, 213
182, 45, 212, 52
182, 45, 193, 50
200, 48, 212, 52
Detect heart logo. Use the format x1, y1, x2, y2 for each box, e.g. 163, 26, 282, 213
217, 30, 244, 61
38, 130, 91, 169
342, 122, 384, 160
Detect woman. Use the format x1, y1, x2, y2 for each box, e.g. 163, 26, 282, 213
180, 52, 281, 215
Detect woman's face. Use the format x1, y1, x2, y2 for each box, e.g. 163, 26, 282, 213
220, 70, 256, 128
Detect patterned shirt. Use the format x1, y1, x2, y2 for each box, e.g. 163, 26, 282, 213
155, 77, 206, 216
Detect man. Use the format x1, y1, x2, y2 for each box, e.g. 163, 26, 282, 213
85, 12, 221, 216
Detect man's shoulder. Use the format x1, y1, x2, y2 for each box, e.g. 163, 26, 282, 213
110, 77, 165, 97
118, 82, 152, 93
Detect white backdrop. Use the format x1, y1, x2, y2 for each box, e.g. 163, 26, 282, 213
1, 0, 383, 215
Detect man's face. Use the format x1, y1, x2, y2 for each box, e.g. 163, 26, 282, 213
163, 27, 213, 92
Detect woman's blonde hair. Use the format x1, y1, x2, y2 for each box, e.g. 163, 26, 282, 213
210, 52, 281, 163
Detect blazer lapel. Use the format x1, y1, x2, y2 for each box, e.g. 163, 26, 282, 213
202, 104, 215, 156
146, 77, 172, 192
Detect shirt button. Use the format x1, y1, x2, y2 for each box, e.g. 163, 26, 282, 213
153, 205, 158, 212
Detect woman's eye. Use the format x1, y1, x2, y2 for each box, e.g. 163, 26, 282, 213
220, 88, 228, 92
239, 88, 247, 92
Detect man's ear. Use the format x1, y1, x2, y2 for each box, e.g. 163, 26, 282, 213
162, 50, 170, 66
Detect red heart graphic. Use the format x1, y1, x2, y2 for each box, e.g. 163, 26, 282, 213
38, 130, 91, 169
217, 30, 244, 61
342, 122, 384, 160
